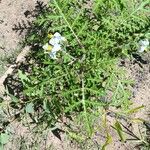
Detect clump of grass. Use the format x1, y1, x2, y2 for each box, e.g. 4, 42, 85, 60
3, 0, 150, 148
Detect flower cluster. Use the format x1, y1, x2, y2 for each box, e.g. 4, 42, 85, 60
43, 32, 67, 59
138, 39, 149, 53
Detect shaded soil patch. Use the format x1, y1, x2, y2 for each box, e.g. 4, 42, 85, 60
0, 0, 48, 76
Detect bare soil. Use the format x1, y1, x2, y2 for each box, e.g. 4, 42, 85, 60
0, 0, 48, 75
106, 54, 150, 150
126, 53, 150, 122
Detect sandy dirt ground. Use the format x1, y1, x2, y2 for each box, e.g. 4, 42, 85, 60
0, 0, 36, 54
106, 55, 150, 150
0, 0, 48, 75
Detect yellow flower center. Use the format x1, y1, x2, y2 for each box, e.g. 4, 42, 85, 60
47, 45, 53, 51
47, 33, 53, 39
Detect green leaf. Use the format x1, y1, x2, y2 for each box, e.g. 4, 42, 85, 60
43, 100, 50, 113
5, 87, 19, 103
7, 93, 19, 103
114, 120, 125, 142
92, 25, 99, 31
102, 134, 112, 150
0, 144, 3, 150
39, 85, 44, 97
18, 70, 30, 84
68, 132, 84, 142
0, 133, 10, 145
25, 103, 34, 113
127, 105, 144, 114
131, 118, 145, 123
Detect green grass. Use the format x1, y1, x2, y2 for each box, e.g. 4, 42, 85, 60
1, 0, 150, 149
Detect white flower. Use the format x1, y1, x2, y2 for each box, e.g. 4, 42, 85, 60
49, 37, 60, 46
43, 32, 67, 59
49, 32, 66, 46
54, 32, 61, 38
52, 44, 61, 52
139, 39, 149, 46
42, 43, 52, 53
138, 39, 149, 53
61, 37, 67, 42
45, 44, 61, 59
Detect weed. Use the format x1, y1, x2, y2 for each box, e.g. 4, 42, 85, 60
3, 0, 150, 149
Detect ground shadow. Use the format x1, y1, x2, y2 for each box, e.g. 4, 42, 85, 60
12, 1, 50, 35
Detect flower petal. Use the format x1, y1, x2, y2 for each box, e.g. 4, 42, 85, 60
49, 37, 60, 46
138, 39, 149, 53
139, 39, 149, 47
138, 46, 146, 53
42, 43, 49, 50
61, 37, 67, 42
52, 44, 61, 52
54, 32, 61, 38
42, 43, 52, 52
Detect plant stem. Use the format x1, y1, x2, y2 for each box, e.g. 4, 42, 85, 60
53, 0, 85, 49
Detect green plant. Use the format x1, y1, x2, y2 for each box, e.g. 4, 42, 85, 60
6, 0, 150, 149
0, 133, 10, 149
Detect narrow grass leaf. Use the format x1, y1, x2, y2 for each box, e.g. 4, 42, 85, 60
68, 132, 84, 142
114, 120, 125, 142
102, 134, 112, 150
127, 105, 144, 114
